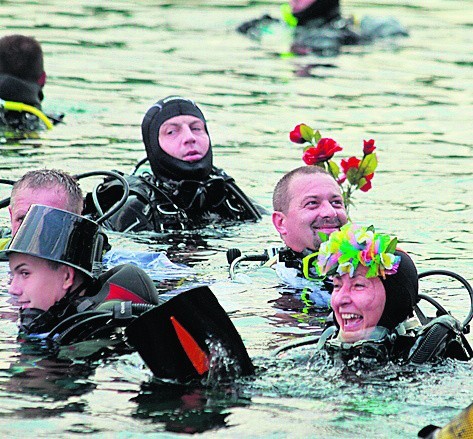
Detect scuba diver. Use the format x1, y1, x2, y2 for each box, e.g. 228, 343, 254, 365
274, 223, 473, 365
237, 0, 408, 56
83, 96, 263, 233
2, 203, 254, 380
0, 168, 84, 251
3, 204, 159, 344
227, 165, 348, 315
0, 34, 60, 132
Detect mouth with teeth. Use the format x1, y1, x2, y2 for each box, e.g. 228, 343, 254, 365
340, 313, 363, 331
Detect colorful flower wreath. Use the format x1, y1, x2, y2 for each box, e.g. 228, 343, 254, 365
310, 223, 400, 279
289, 124, 378, 214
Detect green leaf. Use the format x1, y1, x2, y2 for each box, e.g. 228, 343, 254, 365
300, 125, 315, 143
314, 130, 322, 143
358, 153, 378, 176
385, 237, 398, 254
327, 160, 340, 178
346, 168, 359, 185
356, 177, 367, 189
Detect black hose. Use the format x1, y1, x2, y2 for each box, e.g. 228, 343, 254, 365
132, 157, 148, 175
418, 269, 473, 329
74, 170, 130, 224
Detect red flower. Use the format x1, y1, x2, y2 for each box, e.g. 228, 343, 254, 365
359, 173, 374, 192
302, 138, 342, 165
363, 139, 376, 155
340, 156, 361, 173
290, 124, 309, 144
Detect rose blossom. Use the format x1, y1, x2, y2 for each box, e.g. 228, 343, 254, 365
363, 139, 376, 155
289, 124, 309, 144
302, 138, 342, 165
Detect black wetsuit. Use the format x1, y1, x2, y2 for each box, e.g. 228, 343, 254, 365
237, 4, 408, 56
84, 165, 263, 233
20, 264, 160, 340
316, 317, 473, 365
0, 73, 44, 131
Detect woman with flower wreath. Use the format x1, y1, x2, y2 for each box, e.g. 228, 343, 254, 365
274, 223, 473, 365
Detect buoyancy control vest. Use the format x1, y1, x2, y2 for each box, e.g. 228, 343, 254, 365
84, 166, 263, 233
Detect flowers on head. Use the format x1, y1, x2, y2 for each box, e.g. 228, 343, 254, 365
289, 124, 378, 213
313, 223, 400, 279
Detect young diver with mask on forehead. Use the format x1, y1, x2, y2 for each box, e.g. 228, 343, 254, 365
85, 96, 263, 233
3, 204, 160, 346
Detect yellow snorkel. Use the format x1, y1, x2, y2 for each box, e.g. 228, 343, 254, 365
0, 98, 53, 130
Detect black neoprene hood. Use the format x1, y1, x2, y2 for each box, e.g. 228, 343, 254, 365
141, 96, 213, 181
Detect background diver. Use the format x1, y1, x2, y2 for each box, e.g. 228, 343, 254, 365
0, 34, 61, 131
237, 0, 408, 57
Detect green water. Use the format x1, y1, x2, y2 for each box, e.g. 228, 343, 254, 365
0, 0, 472, 437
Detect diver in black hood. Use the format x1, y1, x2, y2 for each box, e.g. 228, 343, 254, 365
237, 0, 408, 57
86, 96, 263, 233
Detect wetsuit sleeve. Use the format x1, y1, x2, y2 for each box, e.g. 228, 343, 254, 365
95, 264, 160, 305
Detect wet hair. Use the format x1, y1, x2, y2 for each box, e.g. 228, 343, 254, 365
378, 251, 419, 330
0, 34, 44, 82
272, 165, 336, 213
141, 96, 213, 181
10, 169, 84, 214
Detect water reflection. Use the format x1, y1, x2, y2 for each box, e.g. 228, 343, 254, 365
131, 382, 251, 434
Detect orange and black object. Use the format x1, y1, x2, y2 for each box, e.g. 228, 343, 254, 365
125, 286, 254, 382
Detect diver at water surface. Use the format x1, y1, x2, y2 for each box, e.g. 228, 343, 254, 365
0, 169, 84, 250
84, 96, 263, 233
275, 224, 473, 365
0, 34, 60, 131
2, 204, 160, 346
237, 0, 408, 56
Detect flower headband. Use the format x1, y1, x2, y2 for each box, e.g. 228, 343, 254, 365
306, 223, 401, 279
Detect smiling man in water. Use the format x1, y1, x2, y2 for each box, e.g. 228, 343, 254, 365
272, 165, 348, 253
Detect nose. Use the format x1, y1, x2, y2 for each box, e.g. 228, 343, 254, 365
319, 200, 337, 219
331, 283, 352, 308
181, 125, 196, 144
8, 276, 21, 297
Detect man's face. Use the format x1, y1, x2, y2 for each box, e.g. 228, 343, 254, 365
8, 253, 73, 311
290, 0, 317, 13
9, 186, 69, 235
272, 173, 348, 252
331, 265, 386, 343
158, 115, 210, 162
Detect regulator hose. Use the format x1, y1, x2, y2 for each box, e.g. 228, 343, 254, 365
418, 269, 473, 329
74, 170, 130, 224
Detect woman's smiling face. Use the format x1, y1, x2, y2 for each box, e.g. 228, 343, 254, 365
331, 265, 386, 343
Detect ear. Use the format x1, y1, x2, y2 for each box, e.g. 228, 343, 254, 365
272, 211, 287, 237
62, 266, 76, 290
8, 205, 12, 221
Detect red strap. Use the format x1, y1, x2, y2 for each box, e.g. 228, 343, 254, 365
170, 316, 209, 375
105, 283, 147, 304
